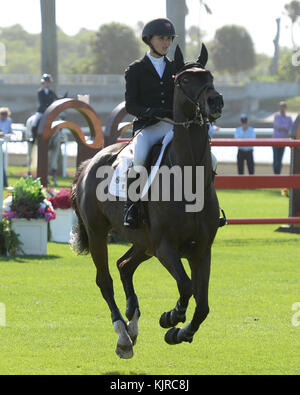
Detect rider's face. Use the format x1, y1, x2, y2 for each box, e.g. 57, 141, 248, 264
150, 36, 172, 57
43, 81, 50, 89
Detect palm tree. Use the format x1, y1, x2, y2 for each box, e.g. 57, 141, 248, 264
284, 0, 300, 49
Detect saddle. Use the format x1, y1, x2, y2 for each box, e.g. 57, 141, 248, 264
108, 130, 174, 199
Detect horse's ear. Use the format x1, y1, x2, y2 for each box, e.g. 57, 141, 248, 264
197, 43, 208, 68
174, 45, 185, 71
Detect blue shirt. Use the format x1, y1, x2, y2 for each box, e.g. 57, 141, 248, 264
0, 117, 12, 134
208, 124, 216, 138
273, 114, 293, 138
235, 126, 256, 151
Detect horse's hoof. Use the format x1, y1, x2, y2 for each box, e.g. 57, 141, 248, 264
164, 327, 181, 345
160, 312, 171, 328
115, 344, 134, 359
160, 311, 186, 329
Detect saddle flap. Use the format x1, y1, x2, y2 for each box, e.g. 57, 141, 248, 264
109, 130, 174, 199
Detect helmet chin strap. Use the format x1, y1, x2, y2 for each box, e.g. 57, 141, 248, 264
147, 39, 165, 57
150, 46, 164, 57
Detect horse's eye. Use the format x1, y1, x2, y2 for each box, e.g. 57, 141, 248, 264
182, 77, 189, 84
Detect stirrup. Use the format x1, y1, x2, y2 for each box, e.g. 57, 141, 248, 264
219, 207, 227, 228
123, 202, 138, 229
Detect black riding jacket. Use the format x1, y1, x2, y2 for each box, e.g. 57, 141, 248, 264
125, 54, 177, 132
37, 88, 58, 113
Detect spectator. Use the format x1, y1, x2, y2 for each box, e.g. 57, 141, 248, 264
234, 114, 256, 175
208, 123, 220, 138
0, 107, 13, 187
0, 107, 12, 135
273, 101, 293, 174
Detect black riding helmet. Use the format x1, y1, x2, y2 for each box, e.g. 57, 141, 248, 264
142, 18, 176, 57
41, 73, 53, 83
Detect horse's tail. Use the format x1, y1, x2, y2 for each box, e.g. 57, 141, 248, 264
70, 160, 90, 255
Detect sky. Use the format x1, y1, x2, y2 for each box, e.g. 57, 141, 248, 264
0, 0, 299, 56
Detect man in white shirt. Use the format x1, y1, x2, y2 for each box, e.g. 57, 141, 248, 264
234, 114, 256, 175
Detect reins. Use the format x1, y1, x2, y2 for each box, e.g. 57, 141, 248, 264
155, 74, 213, 129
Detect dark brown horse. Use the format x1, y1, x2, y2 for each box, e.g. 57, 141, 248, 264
71, 45, 224, 359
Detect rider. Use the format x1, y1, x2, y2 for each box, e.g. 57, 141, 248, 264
31, 74, 57, 141
124, 18, 178, 228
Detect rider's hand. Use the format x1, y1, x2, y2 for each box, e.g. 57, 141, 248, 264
143, 108, 173, 119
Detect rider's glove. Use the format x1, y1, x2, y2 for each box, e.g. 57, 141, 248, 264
143, 108, 173, 119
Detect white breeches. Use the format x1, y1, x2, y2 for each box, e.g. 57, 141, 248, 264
133, 121, 218, 172
32, 112, 43, 127
133, 121, 173, 169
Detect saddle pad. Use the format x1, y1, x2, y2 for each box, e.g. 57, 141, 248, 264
108, 130, 174, 199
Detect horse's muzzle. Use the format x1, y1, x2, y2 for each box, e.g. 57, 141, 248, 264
208, 95, 224, 121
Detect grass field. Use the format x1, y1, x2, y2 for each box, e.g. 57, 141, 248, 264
1, 182, 300, 375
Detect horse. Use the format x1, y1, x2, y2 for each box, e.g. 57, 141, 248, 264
71, 44, 224, 359
25, 112, 68, 185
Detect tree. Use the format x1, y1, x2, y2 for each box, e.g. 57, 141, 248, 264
284, 0, 300, 48
186, 25, 206, 60
211, 25, 256, 74
277, 47, 300, 83
91, 22, 140, 74
0, 25, 40, 74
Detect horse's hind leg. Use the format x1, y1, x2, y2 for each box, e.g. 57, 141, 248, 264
117, 247, 151, 345
89, 231, 134, 359
165, 248, 211, 345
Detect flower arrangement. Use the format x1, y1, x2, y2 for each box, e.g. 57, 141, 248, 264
3, 177, 56, 222
0, 218, 23, 256
47, 188, 72, 210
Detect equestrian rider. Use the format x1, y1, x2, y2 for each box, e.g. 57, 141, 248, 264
31, 74, 58, 140
124, 18, 178, 228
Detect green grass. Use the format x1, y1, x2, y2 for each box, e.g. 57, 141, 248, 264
0, 186, 300, 375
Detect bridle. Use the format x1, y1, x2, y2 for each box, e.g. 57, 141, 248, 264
155, 67, 214, 129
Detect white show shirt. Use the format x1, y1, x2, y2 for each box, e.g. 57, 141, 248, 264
147, 52, 166, 79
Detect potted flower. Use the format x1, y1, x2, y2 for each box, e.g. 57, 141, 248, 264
3, 177, 56, 255
0, 218, 23, 256
47, 188, 74, 243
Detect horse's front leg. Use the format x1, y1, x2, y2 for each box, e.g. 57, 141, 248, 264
165, 248, 211, 345
117, 247, 150, 345
155, 240, 192, 330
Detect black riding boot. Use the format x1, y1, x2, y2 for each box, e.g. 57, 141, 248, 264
31, 125, 38, 143
123, 177, 139, 229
